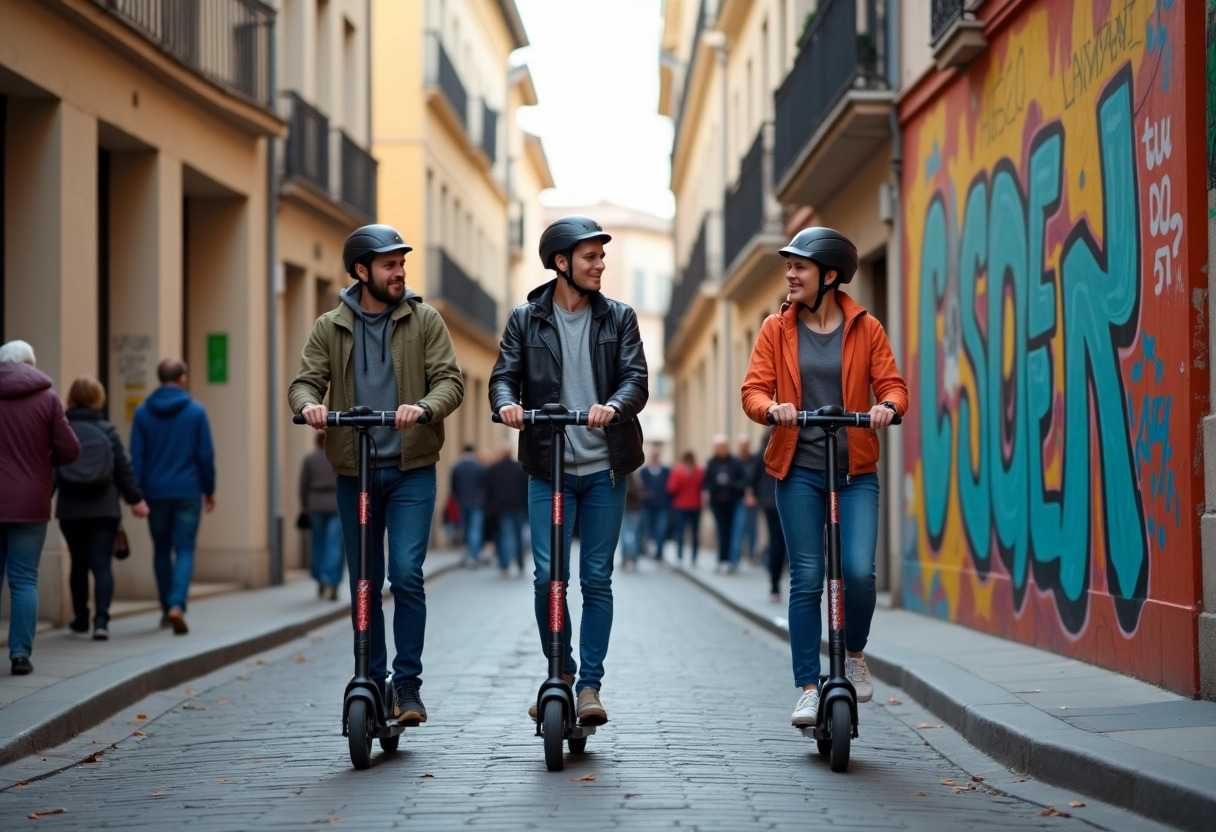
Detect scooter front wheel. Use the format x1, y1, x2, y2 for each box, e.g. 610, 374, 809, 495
541, 700, 565, 771
828, 698, 851, 772
347, 699, 374, 770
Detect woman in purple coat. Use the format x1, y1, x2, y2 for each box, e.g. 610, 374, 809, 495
0, 340, 80, 675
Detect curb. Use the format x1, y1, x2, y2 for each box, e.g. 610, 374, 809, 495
670, 563, 1214, 832
0, 559, 464, 768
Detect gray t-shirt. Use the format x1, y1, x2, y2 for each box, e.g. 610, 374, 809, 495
552, 302, 610, 476
350, 302, 402, 468
792, 318, 848, 473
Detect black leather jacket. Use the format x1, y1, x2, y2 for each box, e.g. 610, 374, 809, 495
489, 279, 648, 481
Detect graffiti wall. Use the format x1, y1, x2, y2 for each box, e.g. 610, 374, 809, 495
901, 0, 1206, 693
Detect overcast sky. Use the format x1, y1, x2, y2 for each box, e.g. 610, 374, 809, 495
512, 0, 675, 219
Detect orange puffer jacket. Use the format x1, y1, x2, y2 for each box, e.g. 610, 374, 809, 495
741, 291, 908, 480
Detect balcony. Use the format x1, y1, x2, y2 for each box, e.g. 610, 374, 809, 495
283, 92, 329, 195
427, 247, 498, 340
93, 0, 275, 108
337, 131, 377, 221
480, 101, 499, 166
772, 0, 894, 208
721, 122, 785, 298
931, 0, 987, 70
424, 31, 468, 137
664, 213, 719, 360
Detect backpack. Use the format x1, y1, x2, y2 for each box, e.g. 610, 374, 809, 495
59, 420, 115, 494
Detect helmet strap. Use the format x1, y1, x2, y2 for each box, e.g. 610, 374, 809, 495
557, 249, 592, 297
804, 269, 831, 313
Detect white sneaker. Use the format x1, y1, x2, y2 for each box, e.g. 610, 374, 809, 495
846, 655, 873, 703
791, 688, 819, 726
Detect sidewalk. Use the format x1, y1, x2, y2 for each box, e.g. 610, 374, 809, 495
666, 551, 1216, 832
0, 549, 465, 768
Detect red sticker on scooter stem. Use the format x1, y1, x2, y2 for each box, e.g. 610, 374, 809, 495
552, 492, 564, 525
358, 492, 370, 525
550, 582, 564, 632
828, 579, 844, 630
829, 492, 839, 524
355, 580, 371, 631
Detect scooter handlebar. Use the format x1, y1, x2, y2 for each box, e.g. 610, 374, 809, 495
492, 408, 621, 426
292, 406, 430, 427
765, 406, 901, 429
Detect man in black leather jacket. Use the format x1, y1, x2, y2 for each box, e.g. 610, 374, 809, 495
490, 215, 648, 726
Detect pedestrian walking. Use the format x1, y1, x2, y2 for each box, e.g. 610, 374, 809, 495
290, 223, 464, 725
638, 445, 671, 559
741, 227, 907, 727
56, 375, 150, 640
748, 429, 785, 602
0, 340, 80, 674
666, 451, 703, 565
130, 358, 216, 636
299, 431, 344, 600
730, 434, 759, 565
703, 435, 747, 573
449, 445, 487, 568
619, 470, 646, 571
484, 444, 529, 577
490, 214, 648, 725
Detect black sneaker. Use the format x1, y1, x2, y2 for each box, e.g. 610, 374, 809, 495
394, 681, 427, 725
11, 657, 33, 675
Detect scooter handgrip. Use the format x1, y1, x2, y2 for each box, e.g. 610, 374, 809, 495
492, 412, 503, 423
292, 413, 307, 424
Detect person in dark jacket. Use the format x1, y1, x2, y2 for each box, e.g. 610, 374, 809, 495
449, 444, 487, 568
130, 358, 216, 636
483, 443, 529, 576
490, 215, 648, 725
702, 434, 748, 573
747, 428, 785, 602
299, 431, 343, 600
0, 340, 80, 674
56, 376, 150, 640
638, 445, 671, 560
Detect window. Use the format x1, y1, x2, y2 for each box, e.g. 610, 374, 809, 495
634, 268, 647, 311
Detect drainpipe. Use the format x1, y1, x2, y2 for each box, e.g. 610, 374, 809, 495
706, 28, 732, 439
267, 22, 282, 586
884, 0, 903, 607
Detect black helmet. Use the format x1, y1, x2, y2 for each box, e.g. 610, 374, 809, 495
538, 215, 612, 271
342, 224, 413, 278
779, 227, 857, 284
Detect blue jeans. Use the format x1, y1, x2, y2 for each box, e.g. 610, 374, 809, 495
460, 504, 485, 562
729, 502, 758, 566
672, 508, 701, 563
619, 510, 643, 562
495, 509, 528, 571
148, 499, 202, 613
775, 469, 879, 688
309, 512, 345, 588
528, 470, 626, 692
641, 505, 668, 557
0, 522, 48, 659
337, 465, 436, 690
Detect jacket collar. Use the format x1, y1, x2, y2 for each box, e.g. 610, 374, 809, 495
778, 290, 866, 381
527, 278, 609, 322
333, 285, 416, 331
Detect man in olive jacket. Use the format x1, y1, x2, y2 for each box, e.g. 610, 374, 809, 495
289, 224, 464, 725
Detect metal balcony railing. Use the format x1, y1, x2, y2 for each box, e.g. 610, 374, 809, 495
283, 92, 329, 193
424, 33, 468, 131
724, 123, 773, 270
664, 216, 710, 351
481, 101, 498, 165
773, 0, 889, 187
671, 0, 709, 142
931, 0, 966, 44
93, 0, 275, 107
429, 247, 498, 336
338, 131, 377, 220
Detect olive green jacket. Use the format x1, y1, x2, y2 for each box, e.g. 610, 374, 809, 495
287, 291, 465, 476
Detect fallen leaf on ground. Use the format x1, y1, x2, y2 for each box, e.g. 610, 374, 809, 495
917, 723, 943, 730
216, 699, 229, 705
133, 731, 146, 738
1069, 801, 1085, 808
16, 781, 28, 787
1058, 706, 1069, 710
295, 655, 308, 663
420, 773, 435, 778
81, 753, 101, 764
135, 714, 147, 721
27, 808, 67, 819
152, 791, 165, 797
183, 703, 206, 710
91, 740, 101, 744
185, 689, 194, 695
908, 791, 926, 797
569, 774, 596, 781
971, 774, 986, 782
940, 779, 956, 785
256, 660, 266, 666
218, 778, 228, 784
952, 785, 975, 793
887, 697, 902, 705
1034, 806, 1070, 818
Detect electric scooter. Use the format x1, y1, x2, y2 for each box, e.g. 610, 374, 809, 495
293, 405, 429, 770
768, 404, 900, 772
492, 402, 619, 771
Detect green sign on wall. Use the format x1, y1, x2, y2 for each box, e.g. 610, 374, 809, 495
207, 333, 228, 384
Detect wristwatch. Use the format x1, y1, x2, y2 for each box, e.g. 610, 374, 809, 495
414, 401, 432, 418
879, 401, 898, 414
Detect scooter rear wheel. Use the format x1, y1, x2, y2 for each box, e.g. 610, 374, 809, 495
541, 700, 565, 772
828, 698, 851, 772
380, 733, 400, 753
347, 699, 373, 770
568, 736, 587, 754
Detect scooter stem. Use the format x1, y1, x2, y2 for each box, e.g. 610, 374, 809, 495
824, 427, 846, 683
548, 424, 566, 679
354, 426, 372, 681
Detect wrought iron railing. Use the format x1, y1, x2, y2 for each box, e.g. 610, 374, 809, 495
283, 92, 329, 193
431, 35, 468, 130
724, 123, 772, 269
338, 131, 377, 220
92, 0, 275, 107
773, 0, 889, 187
931, 0, 966, 44
481, 101, 498, 165
671, 0, 710, 144
664, 216, 710, 351
429, 247, 497, 336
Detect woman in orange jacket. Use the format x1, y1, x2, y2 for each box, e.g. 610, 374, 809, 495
741, 228, 908, 729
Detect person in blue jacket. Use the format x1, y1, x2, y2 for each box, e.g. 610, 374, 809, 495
130, 358, 216, 635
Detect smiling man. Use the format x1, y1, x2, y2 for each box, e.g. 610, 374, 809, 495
490, 215, 648, 726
